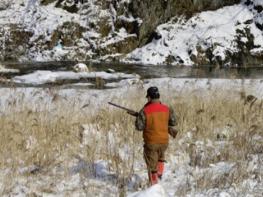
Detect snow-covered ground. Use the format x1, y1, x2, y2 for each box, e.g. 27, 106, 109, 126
12, 70, 139, 85
0, 0, 263, 196
0, 78, 262, 196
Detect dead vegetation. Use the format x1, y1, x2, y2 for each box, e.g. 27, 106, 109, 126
0, 87, 262, 195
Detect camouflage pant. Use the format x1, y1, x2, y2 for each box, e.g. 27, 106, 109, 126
143, 143, 168, 172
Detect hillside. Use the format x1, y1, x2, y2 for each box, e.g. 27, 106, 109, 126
0, 0, 262, 66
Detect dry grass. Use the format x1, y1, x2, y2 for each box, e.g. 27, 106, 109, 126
0, 87, 262, 195
174, 91, 263, 160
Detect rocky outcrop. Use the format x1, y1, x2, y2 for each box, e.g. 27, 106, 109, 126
0, 25, 33, 61
48, 22, 86, 49
190, 25, 263, 67
98, 36, 138, 56
228, 27, 263, 67
1, 0, 262, 66
39, 0, 241, 47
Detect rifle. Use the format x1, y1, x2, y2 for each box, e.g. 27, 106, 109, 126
108, 102, 139, 117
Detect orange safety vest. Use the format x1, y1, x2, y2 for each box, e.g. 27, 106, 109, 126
143, 102, 169, 144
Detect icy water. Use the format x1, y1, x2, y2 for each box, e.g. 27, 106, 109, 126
1, 61, 263, 88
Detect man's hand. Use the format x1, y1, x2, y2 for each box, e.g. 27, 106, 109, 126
168, 127, 178, 138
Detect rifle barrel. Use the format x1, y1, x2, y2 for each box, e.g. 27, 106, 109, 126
108, 102, 132, 111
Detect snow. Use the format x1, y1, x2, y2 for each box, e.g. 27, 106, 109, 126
0, 0, 79, 40
0, 64, 19, 73
118, 15, 137, 23
0, 0, 263, 196
105, 78, 143, 88
124, 2, 263, 65
250, 23, 263, 47
0, 1, 262, 63
128, 184, 167, 197
254, 0, 263, 6
0, 77, 263, 196
0, 0, 139, 61
12, 70, 139, 85
100, 28, 137, 48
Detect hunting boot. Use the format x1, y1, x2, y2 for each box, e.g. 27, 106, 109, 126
157, 160, 165, 179
149, 171, 158, 185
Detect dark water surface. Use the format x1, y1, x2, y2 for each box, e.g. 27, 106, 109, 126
1, 61, 263, 87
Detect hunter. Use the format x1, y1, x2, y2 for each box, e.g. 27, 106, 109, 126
134, 86, 176, 185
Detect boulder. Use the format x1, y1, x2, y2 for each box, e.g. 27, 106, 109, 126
73, 63, 89, 72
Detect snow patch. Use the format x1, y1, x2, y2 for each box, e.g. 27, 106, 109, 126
12, 70, 138, 85
124, 3, 263, 66
0, 64, 19, 74
129, 184, 167, 197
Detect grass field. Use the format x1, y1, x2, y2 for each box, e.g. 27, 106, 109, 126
0, 84, 262, 196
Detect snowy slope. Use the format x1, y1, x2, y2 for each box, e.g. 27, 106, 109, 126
0, 0, 262, 66
0, 0, 138, 61
125, 0, 263, 66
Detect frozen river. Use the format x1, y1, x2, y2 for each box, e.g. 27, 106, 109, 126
1, 61, 263, 88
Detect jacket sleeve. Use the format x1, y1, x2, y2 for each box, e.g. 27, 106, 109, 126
169, 107, 176, 126
135, 109, 146, 131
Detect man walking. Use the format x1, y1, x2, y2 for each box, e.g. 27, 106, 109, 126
134, 86, 176, 185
